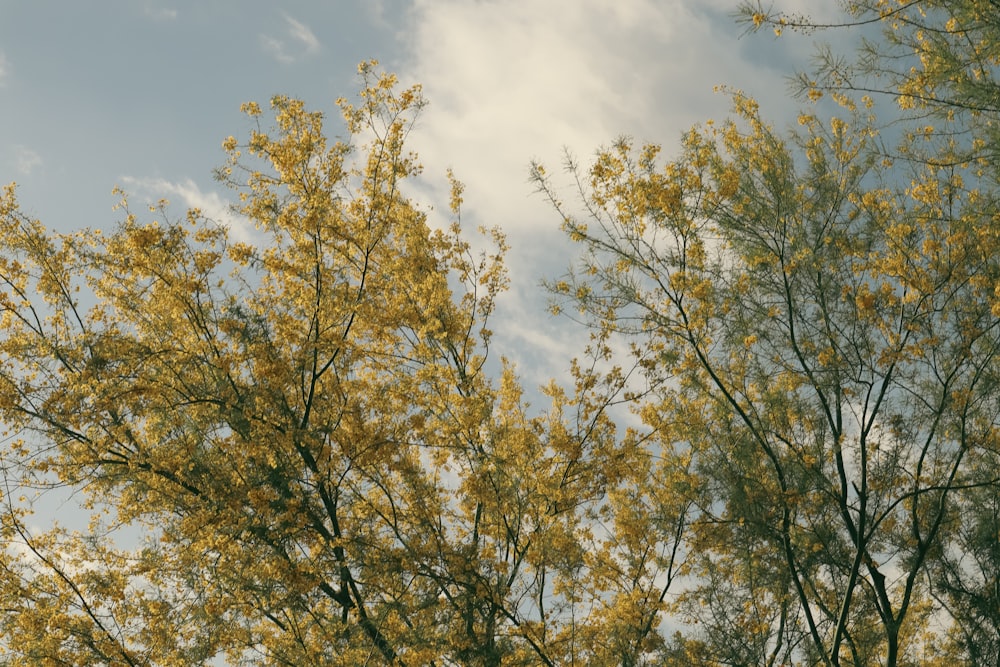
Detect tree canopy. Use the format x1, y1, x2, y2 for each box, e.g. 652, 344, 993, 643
0, 63, 631, 665
2, 2, 1000, 664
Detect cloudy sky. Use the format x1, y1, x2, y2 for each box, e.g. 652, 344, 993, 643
0, 0, 847, 388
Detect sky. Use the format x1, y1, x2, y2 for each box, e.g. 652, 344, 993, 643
0, 0, 850, 391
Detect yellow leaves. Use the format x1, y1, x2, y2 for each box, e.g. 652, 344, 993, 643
716, 166, 741, 200
830, 91, 857, 111
907, 177, 943, 221
897, 93, 917, 110
921, 236, 942, 258
731, 91, 760, 119
226, 241, 255, 265
639, 142, 662, 170
239, 100, 261, 117
0, 182, 20, 219
886, 221, 913, 241
446, 168, 464, 215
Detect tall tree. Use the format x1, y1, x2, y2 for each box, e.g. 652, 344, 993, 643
0, 62, 641, 665
534, 79, 1000, 665
739, 3, 1000, 663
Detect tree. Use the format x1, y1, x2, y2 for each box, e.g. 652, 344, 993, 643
0, 62, 651, 666
738, 4, 1000, 664
533, 75, 1000, 667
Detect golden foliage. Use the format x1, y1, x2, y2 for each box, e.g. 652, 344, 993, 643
0, 64, 648, 665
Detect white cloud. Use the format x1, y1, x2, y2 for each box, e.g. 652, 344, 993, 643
119, 176, 259, 245
14, 146, 42, 175
0, 52, 9, 85
401, 1, 736, 281
400, 0, 839, 240
261, 14, 320, 64
395, 0, 820, 372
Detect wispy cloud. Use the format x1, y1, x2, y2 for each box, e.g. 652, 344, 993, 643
260, 14, 320, 64
285, 15, 319, 53
259, 35, 293, 64
14, 146, 42, 175
143, 3, 178, 21
0, 52, 9, 86
119, 176, 259, 245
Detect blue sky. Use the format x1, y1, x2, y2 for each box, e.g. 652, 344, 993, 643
0, 0, 844, 386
